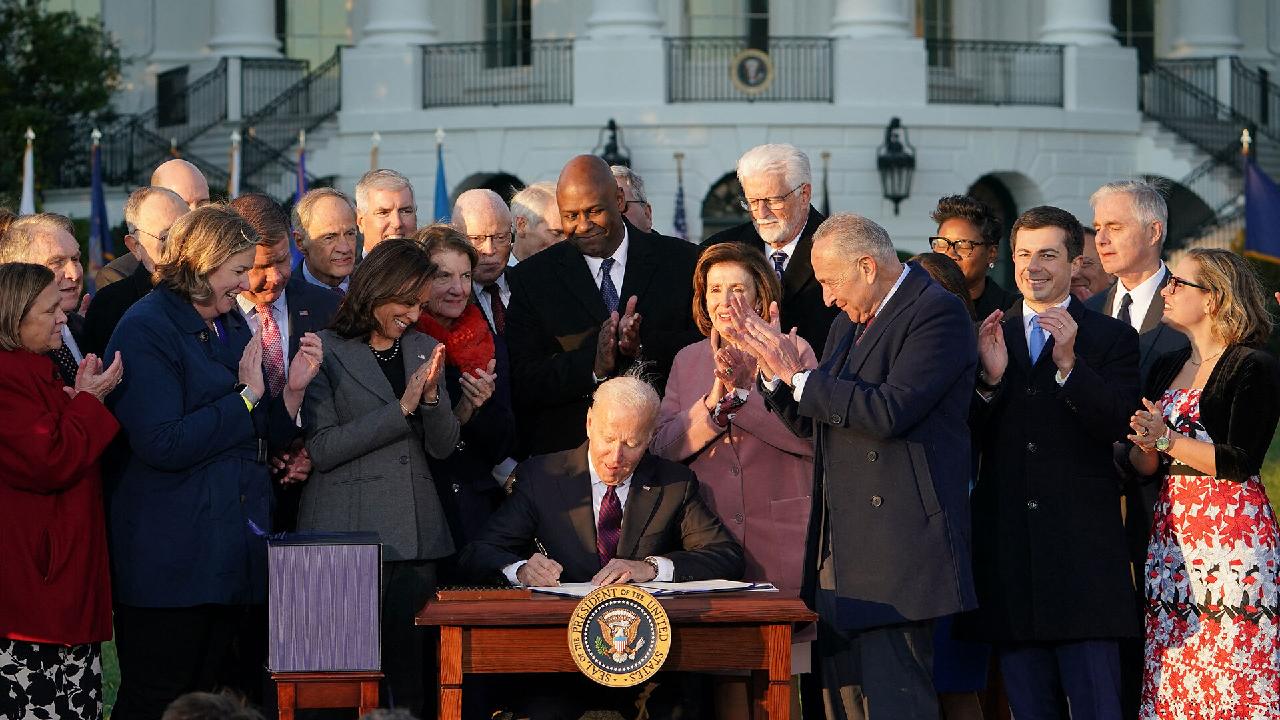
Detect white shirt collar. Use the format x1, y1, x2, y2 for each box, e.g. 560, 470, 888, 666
301, 261, 349, 292
1114, 262, 1166, 330
582, 225, 630, 282
762, 230, 803, 269
236, 289, 288, 317
874, 263, 912, 317
1022, 295, 1073, 347
61, 324, 83, 363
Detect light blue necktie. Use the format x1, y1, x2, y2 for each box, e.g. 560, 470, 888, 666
599, 257, 620, 314
1029, 315, 1046, 364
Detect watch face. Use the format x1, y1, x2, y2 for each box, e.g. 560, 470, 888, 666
1155, 436, 1170, 452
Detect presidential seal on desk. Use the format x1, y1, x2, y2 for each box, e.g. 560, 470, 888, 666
567, 584, 672, 687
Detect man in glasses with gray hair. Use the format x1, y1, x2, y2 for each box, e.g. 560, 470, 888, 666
702, 143, 837, 355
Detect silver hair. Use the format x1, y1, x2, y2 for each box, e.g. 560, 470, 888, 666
123, 186, 185, 233
355, 168, 415, 212
591, 375, 661, 429
510, 181, 557, 228
1089, 179, 1169, 244
451, 188, 512, 234
291, 187, 355, 244
736, 143, 811, 189
0, 213, 75, 264
812, 213, 898, 265
611, 165, 648, 205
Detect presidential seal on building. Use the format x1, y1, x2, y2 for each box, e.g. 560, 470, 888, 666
567, 584, 672, 687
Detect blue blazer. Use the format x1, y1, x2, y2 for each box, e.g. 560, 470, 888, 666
765, 264, 979, 630
105, 286, 299, 607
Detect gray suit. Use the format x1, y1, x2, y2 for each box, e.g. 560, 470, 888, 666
299, 329, 460, 562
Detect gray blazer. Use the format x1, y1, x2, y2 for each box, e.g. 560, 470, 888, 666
299, 329, 461, 561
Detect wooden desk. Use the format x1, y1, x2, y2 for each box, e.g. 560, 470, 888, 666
271, 671, 382, 719
417, 592, 816, 720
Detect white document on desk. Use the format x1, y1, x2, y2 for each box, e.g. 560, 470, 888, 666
530, 580, 777, 598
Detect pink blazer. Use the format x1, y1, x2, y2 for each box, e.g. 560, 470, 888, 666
650, 337, 816, 595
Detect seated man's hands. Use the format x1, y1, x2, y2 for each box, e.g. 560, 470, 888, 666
516, 553, 563, 586
592, 558, 657, 586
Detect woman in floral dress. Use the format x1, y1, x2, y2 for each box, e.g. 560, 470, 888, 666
1128, 248, 1280, 719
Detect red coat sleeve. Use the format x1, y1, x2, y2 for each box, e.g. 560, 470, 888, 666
0, 367, 119, 494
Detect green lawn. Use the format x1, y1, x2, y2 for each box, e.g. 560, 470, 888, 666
1264, 428, 1280, 513
103, 637, 118, 718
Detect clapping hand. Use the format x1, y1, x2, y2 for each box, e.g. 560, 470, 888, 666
270, 439, 313, 485
285, 333, 323, 393
594, 312, 619, 379
459, 358, 498, 408
710, 329, 755, 392
67, 351, 124, 401
724, 296, 806, 385
976, 309, 1008, 384
238, 327, 266, 401
1038, 306, 1078, 375
401, 344, 447, 414
1127, 397, 1167, 452
617, 296, 643, 357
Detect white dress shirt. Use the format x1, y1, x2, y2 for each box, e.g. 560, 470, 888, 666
1022, 295, 1073, 386
1111, 262, 1166, 333
62, 325, 83, 363
581, 226, 630, 294
762, 231, 803, 273
501, 454, 675, 585
236, 292, 291, 378
300, 261, 349, 294
473, 273, 511, 332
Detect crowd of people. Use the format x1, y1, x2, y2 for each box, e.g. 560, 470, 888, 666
1, 143, 1278, 720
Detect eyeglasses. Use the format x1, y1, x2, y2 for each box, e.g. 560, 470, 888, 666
1168, 275, 1209, 293
928, 236, 991, 256
134, 227, 168, 245
468, 231, 512, 247
739, 184, 804, 212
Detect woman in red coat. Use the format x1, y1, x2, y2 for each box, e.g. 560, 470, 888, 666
0, 263, 123, 720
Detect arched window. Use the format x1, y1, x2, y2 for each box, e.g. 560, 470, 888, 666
701, 171, 750, 241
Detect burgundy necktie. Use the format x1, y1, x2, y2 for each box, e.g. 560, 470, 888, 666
855, 314, 876, 345
258, 304, 286, 397
485, 284, 506, 333
596, 485, 622, 566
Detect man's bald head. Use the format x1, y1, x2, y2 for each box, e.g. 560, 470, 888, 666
556, 155, 626, 258
151, 159, 210, 209
453, 189, 513, 285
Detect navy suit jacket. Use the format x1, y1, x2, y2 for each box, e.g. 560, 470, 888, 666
105, 287, 300, 607
282, 275, 340, 356
966, 298, 1140, 643
764, 264, 978, 630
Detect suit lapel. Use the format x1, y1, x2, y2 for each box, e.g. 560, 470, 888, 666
780, 207, 823, 299
329, 333, 397, 402
618, 223, 659, 305
618, 455, 662, 559
844, 265, 921, 377
1102, 283, 1117, 316
560, 445, 599, 567
558, 246, 609, 324
1140, 272, 1171, 335
1003, 303, 1033, 374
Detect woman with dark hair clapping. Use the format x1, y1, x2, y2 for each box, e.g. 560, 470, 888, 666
298, 238, 459, 715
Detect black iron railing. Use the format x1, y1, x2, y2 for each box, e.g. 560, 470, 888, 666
146, 58, 229, 146
665, 37, 832, 103
1141, 64, 1256, 163
242, 57, 310, 117
1230, 58, 1279, 134
1162, 148, 1246, 250
422, 39, 573, 107
240, 47, 342, 188
1158, 58, 1218, 98
926, 39, 1063, 106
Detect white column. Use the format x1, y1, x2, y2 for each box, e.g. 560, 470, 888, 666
585, 0, 662, 38
829, 0, 911, 39
1040, 0, 1117, 46
360, 0, 438, 46
1168, 0, 1241, 57
207, 0, 281, 57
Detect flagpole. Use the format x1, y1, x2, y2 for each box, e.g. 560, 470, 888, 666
672, 152, 688, 241
170, 137, 180, 159
371, 131, 381, 172
19, 127, 35, 215
821, 151, 831, 217
88, 127, 107, 289
228, 130, 241, 200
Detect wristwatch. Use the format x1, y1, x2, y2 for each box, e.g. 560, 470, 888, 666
1154, 428, 1173, 453
235, 383, 260, 412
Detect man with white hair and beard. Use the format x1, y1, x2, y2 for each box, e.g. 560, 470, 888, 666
703, 143, 838, 355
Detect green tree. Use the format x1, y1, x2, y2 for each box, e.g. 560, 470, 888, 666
0, 0, 121, 208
